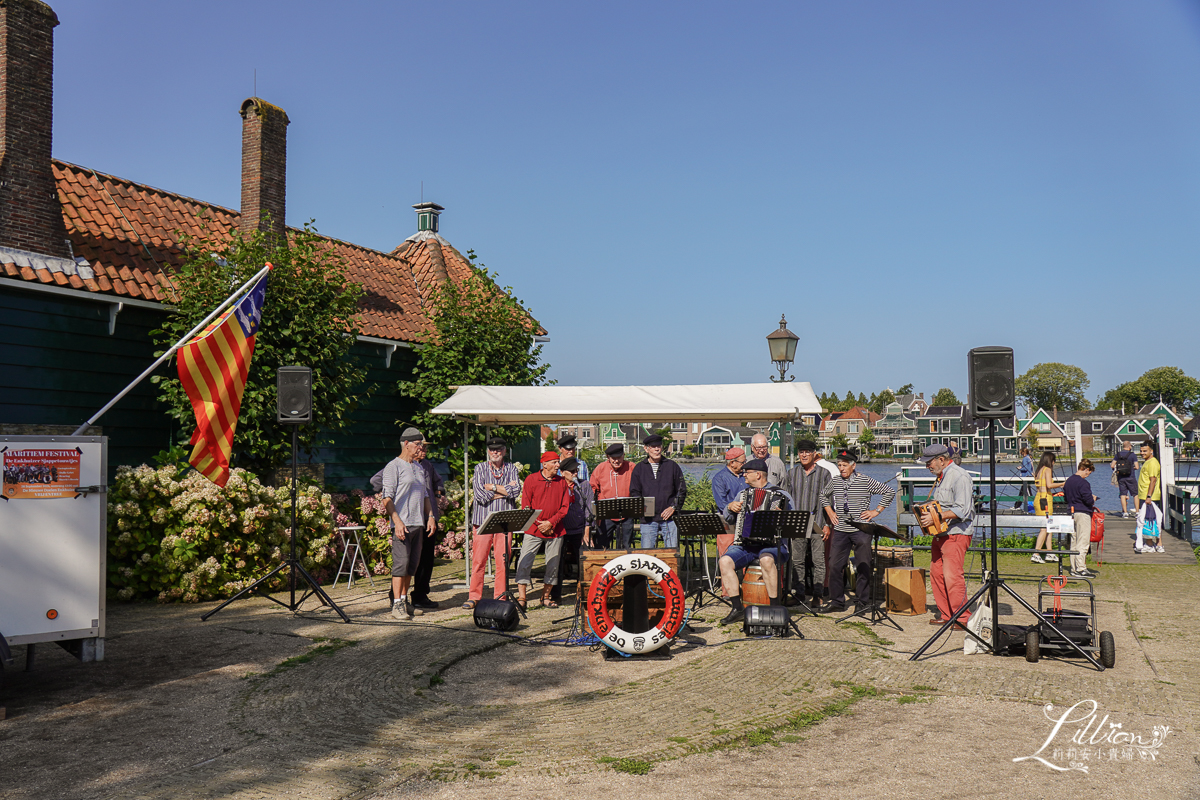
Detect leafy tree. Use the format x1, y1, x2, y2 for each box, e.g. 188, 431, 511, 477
1096, 367, 1200, 415
1015, 363, 1090, 414
400, 253, 551, 455
857, 429, 876, 453
896, 383, 915, 396
152, 222, 368, 476
874, 388, 896, 414
819, 391, 831, 410
829, 432, 850, 453
931, 387, 960, 406
1024, 425, 1040, 451
843, 390, 856, 409
857, 392, 868, 407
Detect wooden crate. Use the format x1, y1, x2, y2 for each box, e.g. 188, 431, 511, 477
580, 548, 678, 626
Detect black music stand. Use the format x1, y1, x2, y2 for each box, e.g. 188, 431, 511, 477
477, 508, 540, 608
595, 496, 653, 550
742, 509, 812, 621
836, 520, 903, 631
674, 512, 729, 616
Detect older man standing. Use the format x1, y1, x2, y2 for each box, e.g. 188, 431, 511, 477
589, 442, 635, 549
630, 433, 687, 549
465, 437, 522, 610
382, 428, 437, 621
917, 443, 975, 625
557, 432, 589, 484
517, 451, 571, 609
785, 439, 832, 610
821, 448, 896, 612
750, 433, 787, 487
711, 446, 748, 557
410, 439, 445, 611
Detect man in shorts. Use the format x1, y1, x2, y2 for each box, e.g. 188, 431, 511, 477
1111, 441, 1138, 518
382, 427, 436, 620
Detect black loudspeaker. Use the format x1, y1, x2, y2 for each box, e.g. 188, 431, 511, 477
968, 346, 1015, 419
277, 366, 312, 424
473, 598, 520, 631
743, 605, 790, 637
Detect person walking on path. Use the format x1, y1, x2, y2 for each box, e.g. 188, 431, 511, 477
1111, 441, 1138, 518
1135, 441, 1162, 554
1063, 459, 1099, 577
1031, 451, 1065, 564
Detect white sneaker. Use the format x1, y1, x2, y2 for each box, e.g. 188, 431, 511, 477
391, 600, 407, 620
1043, 553, 1059, 562
1155, 545, 1165, 553
1134, 547, 1148, 554
1030, 554, 1045, 564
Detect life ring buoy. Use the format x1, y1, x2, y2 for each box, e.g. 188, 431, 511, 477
586, 553, 686, 655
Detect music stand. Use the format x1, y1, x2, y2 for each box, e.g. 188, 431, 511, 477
477, 508, 540, 608
674, 512, 728, 615
595, 497, 653, 550
742, 510, 811, 628
836, 520, 904, 631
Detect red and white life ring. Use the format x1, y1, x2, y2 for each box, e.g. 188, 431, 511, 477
586, 553, 686, 655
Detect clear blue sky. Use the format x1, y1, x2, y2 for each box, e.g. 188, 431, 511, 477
50, 1, 1200, 404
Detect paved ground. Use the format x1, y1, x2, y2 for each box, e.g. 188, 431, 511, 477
1, 543, 1198, 799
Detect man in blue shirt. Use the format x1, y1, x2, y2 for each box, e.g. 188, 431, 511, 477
1015, 446, 1034, 509
1110, 441, 1138, 518
711, 447, 747, 557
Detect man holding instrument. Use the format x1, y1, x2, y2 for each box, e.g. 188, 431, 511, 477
820, 448, 896, 613
717, 458, 794, 625
917, 443, 975, 626
711, 446, 748, 558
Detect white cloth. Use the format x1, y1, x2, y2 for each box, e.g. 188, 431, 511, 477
1135, 501, 1161, 550
816, 459, 839, 478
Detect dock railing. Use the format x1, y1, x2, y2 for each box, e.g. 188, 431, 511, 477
1165, 482, 1198, 544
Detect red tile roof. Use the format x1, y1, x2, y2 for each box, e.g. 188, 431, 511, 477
0, 159, 508, 343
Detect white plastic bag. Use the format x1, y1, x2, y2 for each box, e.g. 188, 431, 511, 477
964, 601, 993, 655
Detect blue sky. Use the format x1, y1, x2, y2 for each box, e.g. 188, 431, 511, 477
50, 1, 1200, 404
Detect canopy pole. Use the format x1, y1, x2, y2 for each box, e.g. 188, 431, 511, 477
463, 419, 471, 587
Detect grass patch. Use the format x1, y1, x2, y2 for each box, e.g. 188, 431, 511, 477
667, 736, 689, 744
778, 734, 802, 743
746, 728, 775, 747
897, 695, 928, 705
430, 674, 446, 685
911, 685, 936, 692
841, 620, 894, 647
260, 638, 358, 678
610, 758, 653, 775
496, 759, 517, 767
711, 728, 730, 736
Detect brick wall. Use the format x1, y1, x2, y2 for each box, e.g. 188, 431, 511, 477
0, 0, 70, 258
239, 97, 289, 245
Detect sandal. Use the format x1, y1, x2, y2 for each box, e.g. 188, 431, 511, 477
462, 600, 476, 610
545, 600, 559, 609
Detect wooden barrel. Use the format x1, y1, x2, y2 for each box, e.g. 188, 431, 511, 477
742, 565, 770, 606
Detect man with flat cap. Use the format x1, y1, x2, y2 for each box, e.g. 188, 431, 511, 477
785, 438, 832, 609
465, 436, 523, 609
718, 458, 794, 624
556, 432, 589, 484
589, 442, 636, 548
917, 443, 975, 626
711, 446, 748, 558
382, 427, 436, 620
820, 448, 896, 612
630, 433, 687, 549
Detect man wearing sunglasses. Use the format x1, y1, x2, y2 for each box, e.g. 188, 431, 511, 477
820, 448, 895, 613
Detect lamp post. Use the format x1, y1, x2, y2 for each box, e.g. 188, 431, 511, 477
766, 314, 799, 383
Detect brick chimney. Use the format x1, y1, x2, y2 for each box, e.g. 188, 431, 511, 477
0, 0, 70, 258
239, 97, 289, 245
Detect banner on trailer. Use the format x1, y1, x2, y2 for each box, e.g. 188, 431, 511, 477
2, 447, 82, 499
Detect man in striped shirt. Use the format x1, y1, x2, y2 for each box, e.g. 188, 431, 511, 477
785, 438, 832, 610
465, 437, 523, 609
821, 449, 896, 612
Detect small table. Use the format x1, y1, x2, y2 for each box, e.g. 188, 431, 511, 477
335, 525, 377, 590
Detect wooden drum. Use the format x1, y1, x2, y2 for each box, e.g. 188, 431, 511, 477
742, 565, 770, 606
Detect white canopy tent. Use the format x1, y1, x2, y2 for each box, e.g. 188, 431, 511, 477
430, 382, 823, 582
430, 382, 823, 424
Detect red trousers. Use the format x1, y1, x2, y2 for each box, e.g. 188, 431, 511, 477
930, 534, 970, 620
469, 529, 512, 602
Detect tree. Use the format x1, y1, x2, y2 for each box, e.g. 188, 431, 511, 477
829, 432, 850, 453
1024, 425, 1040, 451
857, 429, 876, 453
1015, 363, 1090, 414
819, 391, 831, 410
400, 252, 551, 454
843, 390, 855, 409
896, 383, 915, 396
152, 223, 368, 476
875, 388, 896, 414
1097, 367, 1200, 415
931, 387, 960, 406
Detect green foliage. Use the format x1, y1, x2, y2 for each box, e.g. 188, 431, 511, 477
896, 383, 914, 395
931, 387, 960, 406
107, 464, 338, 602
1015, 362, 1091, 413
857, 429, 876, 452
829, 432, 849, 453
843, 390, 855, 408
151, 222, 368, 476
1097, 366, 1200, 415
683, 469, 718, 512
399, 251, 550, 455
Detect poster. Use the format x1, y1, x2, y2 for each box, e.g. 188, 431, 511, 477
2, 447, 82, 499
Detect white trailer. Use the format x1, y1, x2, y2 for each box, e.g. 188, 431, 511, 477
1, 435, 107, 685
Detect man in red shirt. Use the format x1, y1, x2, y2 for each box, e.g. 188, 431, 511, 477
588, 442, 635, 549
517, 451, 571, 609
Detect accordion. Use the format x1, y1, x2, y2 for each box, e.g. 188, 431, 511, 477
733, 488, 787, 547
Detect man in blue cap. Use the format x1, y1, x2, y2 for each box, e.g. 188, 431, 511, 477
717, 458, 793, 625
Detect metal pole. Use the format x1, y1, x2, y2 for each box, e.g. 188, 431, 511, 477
463, 419, 471, 586
72, 263, 272, 435
291, 423, 298, 609
989, 419, 999, 654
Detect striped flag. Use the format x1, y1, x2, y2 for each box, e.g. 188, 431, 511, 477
178, 271, 270, 487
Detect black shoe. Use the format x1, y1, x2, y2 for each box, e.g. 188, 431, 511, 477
412, 597, 439, 610
721, 607, 745, 626
809, 596, 822, 611
825, 602, 847, 613
783, 594, 800, 607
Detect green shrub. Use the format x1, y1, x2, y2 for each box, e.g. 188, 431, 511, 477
107, 464, 337, 602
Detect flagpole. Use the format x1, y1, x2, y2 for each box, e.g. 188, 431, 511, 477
72, 263, 273, 436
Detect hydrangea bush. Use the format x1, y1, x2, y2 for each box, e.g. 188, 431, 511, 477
107, 464, 337, 602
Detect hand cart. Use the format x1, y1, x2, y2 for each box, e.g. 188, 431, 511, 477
1023, 575, 1115, 668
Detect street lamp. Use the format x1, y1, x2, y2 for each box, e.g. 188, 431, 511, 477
766, 314, 799, 383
